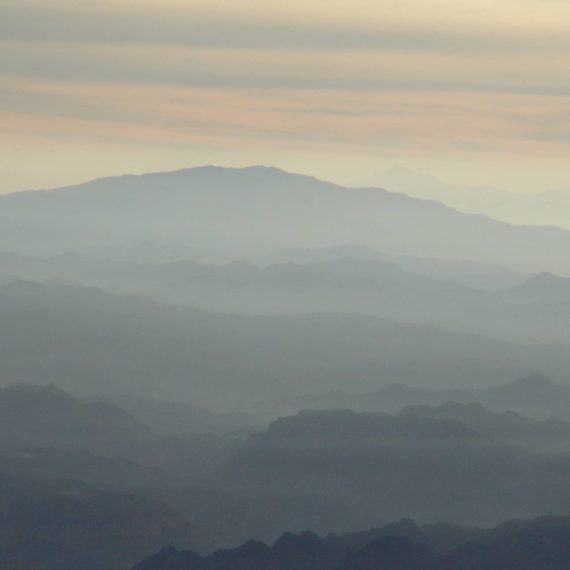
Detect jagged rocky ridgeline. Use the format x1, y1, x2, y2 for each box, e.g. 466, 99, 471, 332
134, 515, 570, 570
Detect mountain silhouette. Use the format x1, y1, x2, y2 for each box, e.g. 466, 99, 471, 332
267, 373, 570, 420
135, 515, 570, 570
0, 472, 190, 570
509, 271, 570, 300
2, 281, 570, 405
3, 166, 570, 273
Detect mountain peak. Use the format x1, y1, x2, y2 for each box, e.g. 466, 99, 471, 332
527, 270, 564, 284
0, 383, 76, 404
508, 373, 558, 390
137, 164, 326, 186
513, 271, 570, 298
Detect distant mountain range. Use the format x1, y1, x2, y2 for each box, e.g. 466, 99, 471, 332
4, 164, 570, 567
0, 383, 148, 450
0, 382, 250, 482
135, 515, 570, 570
399, 400, 570, 453
508, 271, 570, 301
3, 250, 570, 344
0, 472, 189, 570
256, 244, 527, 290
3, 166, 570, 274
2, 281, 570, 405
258, 373, 570, 420
221, 405, 570, 528
98, 393, 259, 435
360, 166, 570, 229
4, 380, 570, 555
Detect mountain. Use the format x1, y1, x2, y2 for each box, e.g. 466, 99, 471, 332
360, 166, 570, 230
2, 243, 521, 291
0, 472, 190, 570
0, 383, 149, 450
2, 281, 570, 406
399, 402, 570, 453
97, 394, 260, 435
6, 251, 570, 344
358, 166, 513, 210
220, 409, 570, 528
3, 166, 570, 273
135, 533, 350, 570
261, 374, 570, 420
5, 381, 570, 557
0, 383, 248, 480
135, 515, 570, 570
251, 245, 525, 290
507, 271, 570, 301
0, 383, 270, 554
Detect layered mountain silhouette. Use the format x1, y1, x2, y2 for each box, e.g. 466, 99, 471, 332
0, 383, 148, 449
399, 401, 570, 453
3, 166, 570, 273
5, 251, 565, 345
3, 250, 570, 343
135, 515, 570, 570
0, 472, 190, 570
98, 393, 259, 435
3, 380, 570, 555
264, 373, 570, 420
2, 281, 570, 405
0, 382, 248, 482
221, 407, 570, 528
508, 271, 570, 301
3, 164, 570, 568
4, 377, 570, 554
360, 166, 570, 229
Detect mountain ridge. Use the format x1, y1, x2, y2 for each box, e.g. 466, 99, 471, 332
3, 280, 570, 406
3, 165, 570, 273
134, 514, 570, 570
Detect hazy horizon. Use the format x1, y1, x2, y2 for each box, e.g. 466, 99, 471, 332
4, 162, 570, 230
3, 161, 568, 195
2, 3, 570, 569
2, 0, 569, 194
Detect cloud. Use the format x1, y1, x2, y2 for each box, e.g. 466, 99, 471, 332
1, 1, 569, 55
1, 42, 569, 99
2, 76, 568, 155
1, 0, 568, 192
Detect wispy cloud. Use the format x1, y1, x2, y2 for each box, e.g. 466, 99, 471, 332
1, 2, 569, 54
1, 42, 569, 98
1, 0, 569, 191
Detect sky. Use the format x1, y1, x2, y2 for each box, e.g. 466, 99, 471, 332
1, 0, 569, 193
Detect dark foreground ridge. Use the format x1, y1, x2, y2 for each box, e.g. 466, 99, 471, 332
135, 515, 570, 569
